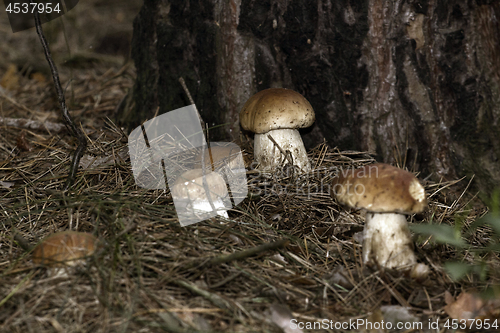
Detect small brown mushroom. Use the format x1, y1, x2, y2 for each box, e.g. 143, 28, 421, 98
32, 231, 98, 267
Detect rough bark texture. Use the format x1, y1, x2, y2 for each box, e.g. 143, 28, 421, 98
127, 0, 500, 195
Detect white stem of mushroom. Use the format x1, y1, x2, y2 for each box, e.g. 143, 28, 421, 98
192, 196, 229, 218
363, 212, 416, 269
254, 128, 311, 173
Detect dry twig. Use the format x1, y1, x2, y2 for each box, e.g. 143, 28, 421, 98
32, 1, 87, 190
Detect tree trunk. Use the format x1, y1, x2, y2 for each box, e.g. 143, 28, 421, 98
127, 0, 500, 196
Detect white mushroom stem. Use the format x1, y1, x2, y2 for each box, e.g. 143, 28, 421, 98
171, 170, 231, 225
191, 196, 229, 218
254, 128, 311, 172
363, 212, 416, 269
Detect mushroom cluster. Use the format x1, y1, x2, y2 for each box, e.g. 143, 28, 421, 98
239, 88, 315, 173
331, 163, 428, 274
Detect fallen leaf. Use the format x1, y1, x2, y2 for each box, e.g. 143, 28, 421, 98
329, 265, 355, 289
228, 234, 244, 245
30, 72, 46, 83
0, 181, 14, 189
268, 304, 303, 333
269, 253, 288, 265
445, 292, 484, 320
362, 306, 420, 333
0, 64, 20, 90
380, 305, 420, 327
79, 151, 128, 169
16, 131, 32, 152
444, 290, 454, 305
362, 308, 386, 333
444, 291, 500, 321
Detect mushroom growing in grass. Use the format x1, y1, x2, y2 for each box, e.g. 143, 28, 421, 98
239, 88, 315, 173
171, 168, 231, 226
32, 231, 99, 275
331, 163, 429, 274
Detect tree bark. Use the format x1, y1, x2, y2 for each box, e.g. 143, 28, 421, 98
127, 0, 500, 195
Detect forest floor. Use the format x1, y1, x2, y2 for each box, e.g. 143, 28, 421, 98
1, 1, 500, 332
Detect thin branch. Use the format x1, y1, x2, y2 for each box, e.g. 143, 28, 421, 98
208, 239, 289, 266
173, 279, 233, 310
178, 77, 217, 215
32, 2, 87, 191
178, 77, 206, 130
267, 134, 294, 166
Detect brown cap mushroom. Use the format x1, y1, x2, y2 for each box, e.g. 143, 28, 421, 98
332, 163, 426, 214
32, 231, 98, 267
331, 163, 428, 272
171, 169, 231, 225
239, 88, 315, 172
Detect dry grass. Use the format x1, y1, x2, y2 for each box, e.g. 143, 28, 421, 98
1, 1, 499, 332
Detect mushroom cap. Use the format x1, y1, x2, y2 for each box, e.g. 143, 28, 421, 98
171, 169, 228, 200
239, 88, 315, 134
32, 231, 99, 267
331, 163, 427, 214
